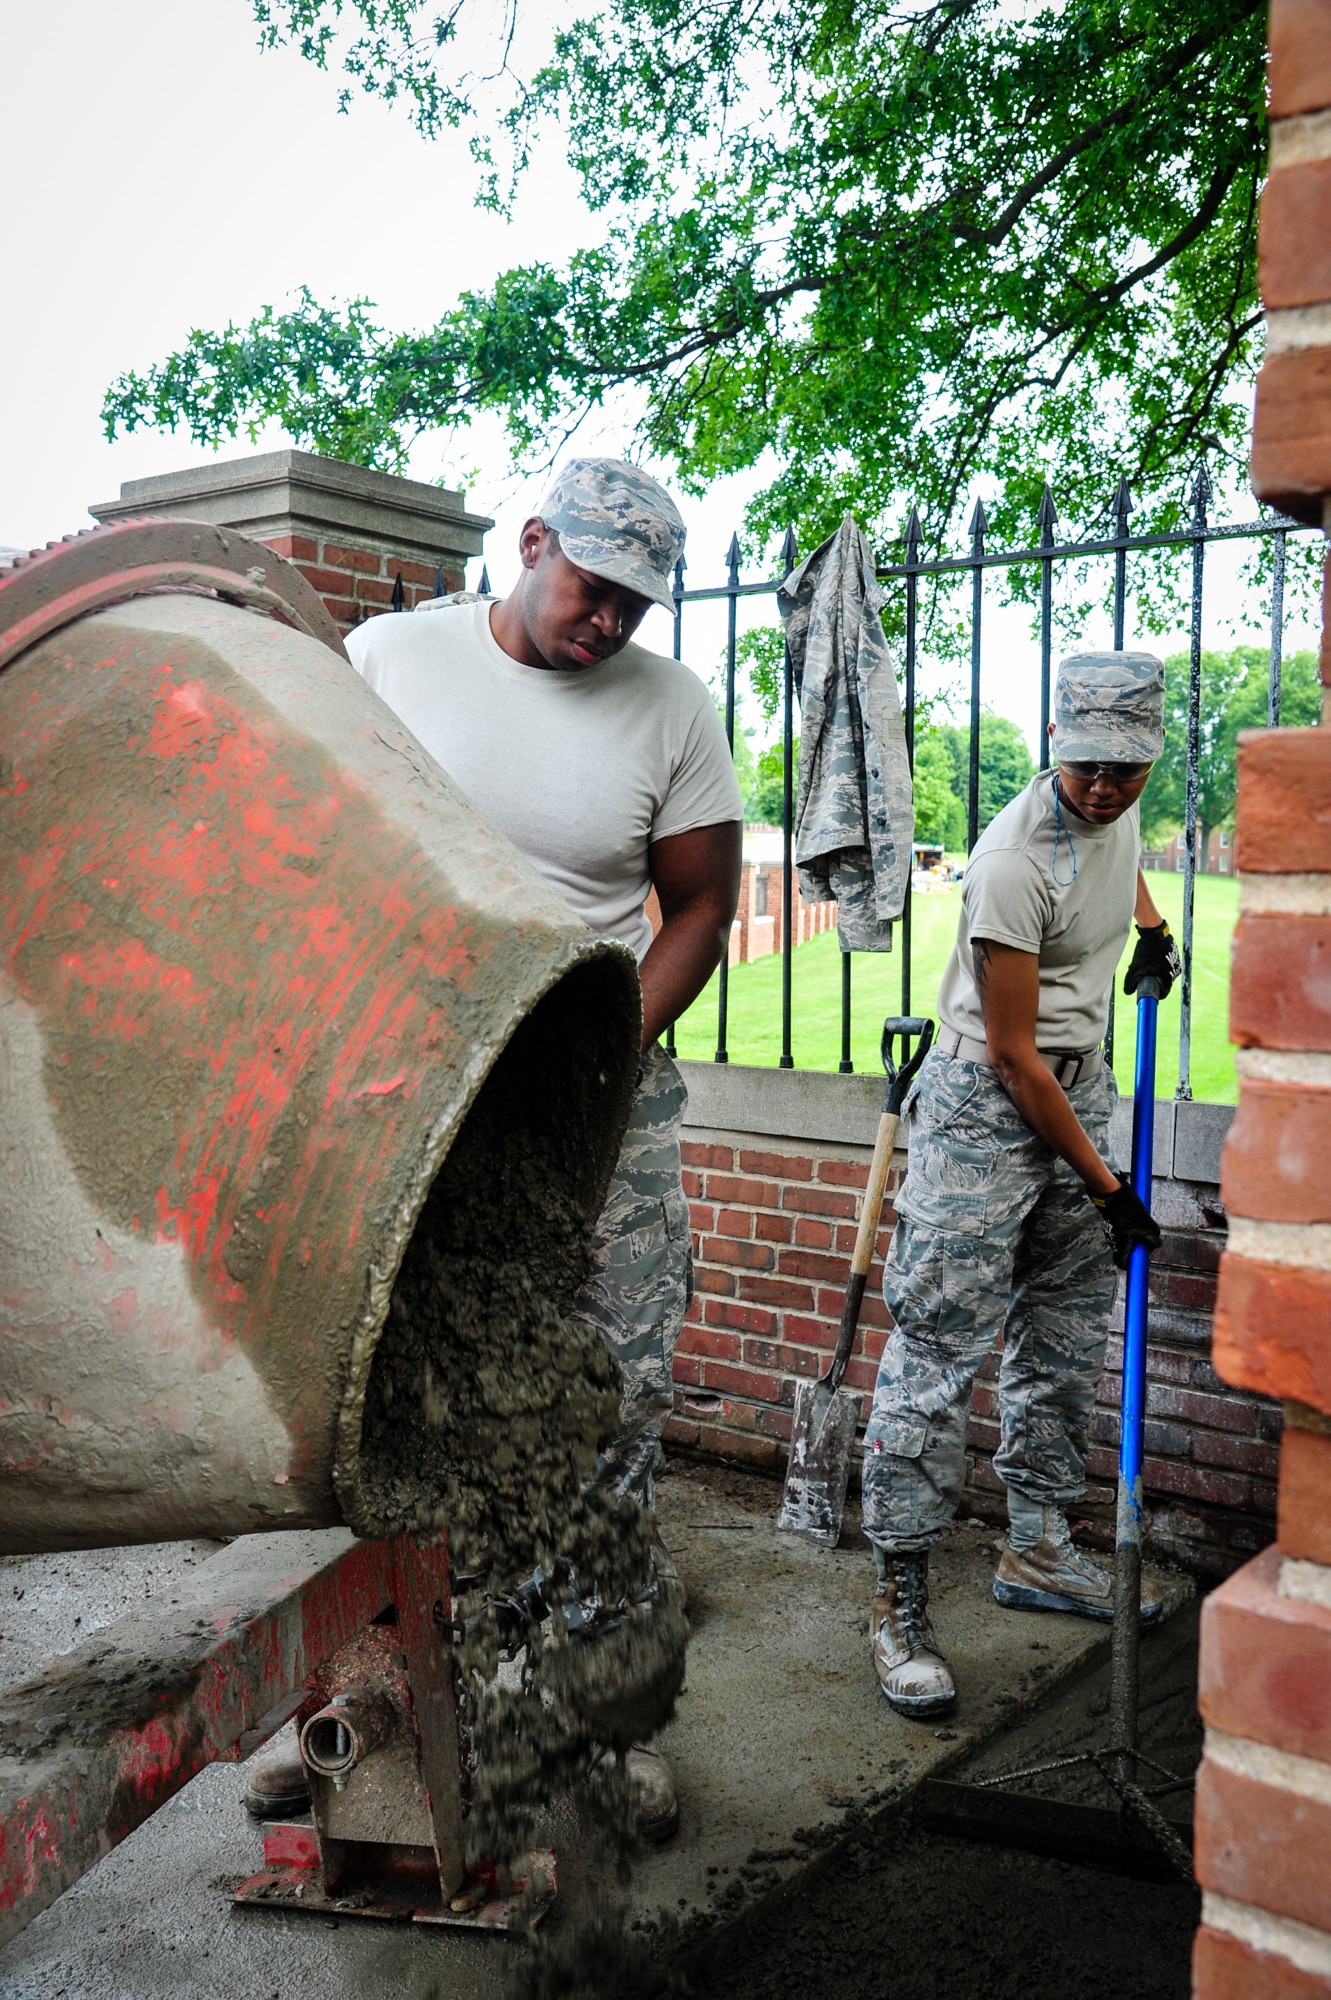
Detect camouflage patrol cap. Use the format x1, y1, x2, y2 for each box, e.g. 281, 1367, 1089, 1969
536, 457, 685, 613
1052, 649, 1165, 765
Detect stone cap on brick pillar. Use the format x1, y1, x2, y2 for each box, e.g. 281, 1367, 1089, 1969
90, 448, 493, 572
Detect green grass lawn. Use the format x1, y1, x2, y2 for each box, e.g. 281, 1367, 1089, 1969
673, 871, 1240, 1103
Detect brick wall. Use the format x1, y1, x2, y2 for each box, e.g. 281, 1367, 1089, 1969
262, 534, 461, 636
1193, 736, 1331, 1997
668, 1071, 1277, 1580
1189, 6, 1331, 1988
671, 1133, 901, 1469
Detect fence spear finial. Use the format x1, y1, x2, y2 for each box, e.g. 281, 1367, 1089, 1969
1111, 477, 1132, 537
478, 563, 491, 595
969, 497, 987, 550
391, 571, 405, 613
726, 531, 742, 578
780, 525, 798, 575
1191, 463, 1212, 524
1037, 483, 1057, 535
905, 506, 922, 565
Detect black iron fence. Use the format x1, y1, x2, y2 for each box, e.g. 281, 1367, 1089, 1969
663, 472, 1318, 1102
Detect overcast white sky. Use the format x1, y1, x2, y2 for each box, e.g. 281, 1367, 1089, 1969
1, 0, 1317, 751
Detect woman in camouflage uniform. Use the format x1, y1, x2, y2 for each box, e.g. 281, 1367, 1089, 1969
863, 651, 1180, 1717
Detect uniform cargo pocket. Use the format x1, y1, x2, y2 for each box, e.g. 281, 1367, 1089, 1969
866, 1411, 928, 1460
894, 1182, 986, 1235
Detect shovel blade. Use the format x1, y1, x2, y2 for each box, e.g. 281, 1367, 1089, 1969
776, 1378, 861, 1547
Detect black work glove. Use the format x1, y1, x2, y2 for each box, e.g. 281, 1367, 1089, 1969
1089, 1173, 1163, 1269
1124, 920, 1182, 1000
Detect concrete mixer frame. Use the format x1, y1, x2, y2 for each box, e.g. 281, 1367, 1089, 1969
0, 1526, 551, 1943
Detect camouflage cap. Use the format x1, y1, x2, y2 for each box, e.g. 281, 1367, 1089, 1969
1052, 649, 1165, 765
536, 457, 685, 613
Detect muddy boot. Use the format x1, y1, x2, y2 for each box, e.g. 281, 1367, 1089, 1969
591, 1745, 680, 1843
870, 1552, 956, 1717
651, 1533, 688, 1617
242, 1739, 309, 1819
994, 1495, 1163, 1624
627, 1747, 679, 1843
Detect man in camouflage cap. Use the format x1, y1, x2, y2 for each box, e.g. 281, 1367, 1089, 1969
242, 460, 742, 1838
861, 648, 1180, 1719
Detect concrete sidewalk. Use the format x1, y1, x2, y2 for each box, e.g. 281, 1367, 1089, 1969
0, 1460, 1190, 1998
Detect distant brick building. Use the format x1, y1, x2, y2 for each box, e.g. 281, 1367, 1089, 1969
1142, 826, 1235, 875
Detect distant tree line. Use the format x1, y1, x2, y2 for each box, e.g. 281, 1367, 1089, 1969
912, 715, 1035, 850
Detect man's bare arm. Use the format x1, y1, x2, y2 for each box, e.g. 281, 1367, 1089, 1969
974, 938, 1119, 1194
639, 821, 743, 1051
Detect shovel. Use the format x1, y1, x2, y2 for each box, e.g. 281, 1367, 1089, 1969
776, 1015, 935, 1547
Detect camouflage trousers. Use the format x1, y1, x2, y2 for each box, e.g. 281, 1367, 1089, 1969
569, 1042, 692, 1510
861, 1047, 1118, 1553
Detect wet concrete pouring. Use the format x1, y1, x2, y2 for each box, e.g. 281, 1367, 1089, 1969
358, 1016, 685, 1871
0, 1455, 1200, 1999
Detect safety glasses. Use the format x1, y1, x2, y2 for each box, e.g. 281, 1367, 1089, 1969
1059, 760, 1153, 783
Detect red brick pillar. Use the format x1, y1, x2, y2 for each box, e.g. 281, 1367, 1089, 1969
1199, 735, 1331, 1994
1250, 0, 1331, 541
92, 448, 492, 638
1194, 10, 1331, 1986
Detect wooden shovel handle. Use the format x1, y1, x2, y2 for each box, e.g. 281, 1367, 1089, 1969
826, 1108, 901, 1392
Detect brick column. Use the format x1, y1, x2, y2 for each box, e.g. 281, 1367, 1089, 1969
1194, 9, 1331, 1983
1196, 737, 1331, 1995
1250, 0, 1331, 541
91, 448, 492, 637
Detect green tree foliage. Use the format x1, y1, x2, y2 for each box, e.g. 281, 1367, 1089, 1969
730, 629, 785, 725
749, 739, 795, 829
932, 714, 1037, 838
104, 0, 1266, 555
1138, 645, 1320, 854
911, 732, 967, 851
745, 711, 1030, 840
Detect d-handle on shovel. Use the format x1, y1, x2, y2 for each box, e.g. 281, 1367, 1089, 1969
822, 1016, 935, 1398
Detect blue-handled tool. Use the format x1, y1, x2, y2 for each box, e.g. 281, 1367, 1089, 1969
1110, 974, 1161, 1776
918, 976, 1193, 1881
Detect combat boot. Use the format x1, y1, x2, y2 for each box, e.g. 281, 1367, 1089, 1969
242, 1738, 309, 1818
994, 1499, 1163, 1623
651, 1532, 688, 1617
871, 1553, 956, 1717
589, 1744, 680, 1842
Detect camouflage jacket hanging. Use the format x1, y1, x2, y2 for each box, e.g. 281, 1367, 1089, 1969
778, 517, 913, 950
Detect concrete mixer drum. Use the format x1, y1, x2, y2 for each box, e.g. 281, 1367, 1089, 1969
0, 520, 642, 1555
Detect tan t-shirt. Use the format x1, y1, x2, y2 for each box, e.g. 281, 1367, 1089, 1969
346, 599, 742, 962
937, 771, 1139, 1050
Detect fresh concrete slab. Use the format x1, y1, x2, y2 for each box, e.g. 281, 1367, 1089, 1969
0, 1460, 1191, 1998
633, 1458, 1191, 1939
